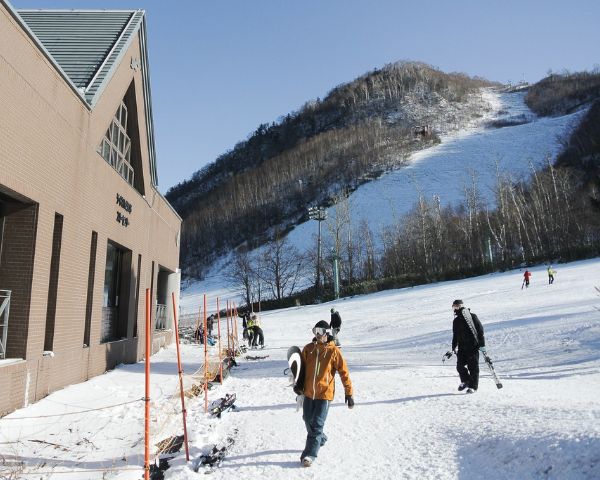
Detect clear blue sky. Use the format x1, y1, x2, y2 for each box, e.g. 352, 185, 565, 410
11, 0, 600, 193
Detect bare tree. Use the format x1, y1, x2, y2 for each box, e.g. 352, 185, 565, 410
258, 232, 305, 300
226, 249, 258, 308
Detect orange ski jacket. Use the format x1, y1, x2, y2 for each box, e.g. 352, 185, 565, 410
300, 339, 353, 401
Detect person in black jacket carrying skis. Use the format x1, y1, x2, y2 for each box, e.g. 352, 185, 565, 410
329, 308, 342, 346
451, 299, 485, 394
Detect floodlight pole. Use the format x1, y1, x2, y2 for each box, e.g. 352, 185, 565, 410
308, 206, 327, 301
331, 248, 340, 299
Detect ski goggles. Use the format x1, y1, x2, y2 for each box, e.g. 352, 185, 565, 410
312, 326, 330, 336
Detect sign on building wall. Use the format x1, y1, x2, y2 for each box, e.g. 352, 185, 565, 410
116, 193, 132, 227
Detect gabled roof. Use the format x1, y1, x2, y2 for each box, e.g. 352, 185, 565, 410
7, 5, 159, 186
17, 9, 144, 106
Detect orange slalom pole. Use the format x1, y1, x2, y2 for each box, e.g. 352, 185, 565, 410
216, 297, 223, 384
144, 289, 151, 480
203, 294, 208, 413
233, 303, 239, 351
171, 292, 190, 461
226, 300, 231, 358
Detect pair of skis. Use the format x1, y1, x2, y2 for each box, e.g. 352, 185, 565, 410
442, 350, 503, 389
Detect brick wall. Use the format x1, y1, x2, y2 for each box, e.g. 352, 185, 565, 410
0, 3, 181, 415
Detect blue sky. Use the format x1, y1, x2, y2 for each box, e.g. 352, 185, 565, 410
11, 0, 600, 193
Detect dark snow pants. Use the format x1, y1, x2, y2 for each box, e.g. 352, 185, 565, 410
456, 350, 480, 390
301, 398, 330, 459
252, 326, 264, 347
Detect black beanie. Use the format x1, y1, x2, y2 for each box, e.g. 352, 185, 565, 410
452, 299, 463, 306
314, 320, 330, 330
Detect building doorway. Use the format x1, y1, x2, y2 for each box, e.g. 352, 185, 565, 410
101, 240, 132, 343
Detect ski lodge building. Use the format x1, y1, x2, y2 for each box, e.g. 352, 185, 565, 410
0, 1, 182, 415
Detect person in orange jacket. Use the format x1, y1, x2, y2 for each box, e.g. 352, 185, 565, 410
294, 320, 354, 467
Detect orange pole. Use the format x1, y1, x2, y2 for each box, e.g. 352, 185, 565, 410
216, 297, 223, 384
171, 292, 190, 461
226, 300, 231, 358
144, 289, 151, 480
203, 294, 208, 413
233, 303, 239, 350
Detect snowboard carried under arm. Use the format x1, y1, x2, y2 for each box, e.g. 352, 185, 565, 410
286, 346, 305, 390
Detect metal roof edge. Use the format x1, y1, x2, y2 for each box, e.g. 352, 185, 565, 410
151, 185, 183, 222
2, 0, 90, 109
17, 8, 139, 13
139, 16, 159, 187
87, 10, 143, 105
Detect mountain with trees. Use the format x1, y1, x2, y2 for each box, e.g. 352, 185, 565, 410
168, 64, 600, 311
166, 61, 496, 278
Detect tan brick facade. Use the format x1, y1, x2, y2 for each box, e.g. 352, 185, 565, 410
0, 3, 181, 415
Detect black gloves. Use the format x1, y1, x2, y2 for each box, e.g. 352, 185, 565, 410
345, 394, 354, 409
293, 385, 303, 396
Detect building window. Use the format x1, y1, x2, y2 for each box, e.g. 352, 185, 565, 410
97, 102, 134, 187
83, 231, 98, 347
155, 266, 171, 331
44, 213, 63, 352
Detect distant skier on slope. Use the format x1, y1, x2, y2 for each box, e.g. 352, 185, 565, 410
329, 307, 342, 346
547, 265, 556, 284
523, 269, 532, 288
294, 320, 354, 467
450, 299, 485, 394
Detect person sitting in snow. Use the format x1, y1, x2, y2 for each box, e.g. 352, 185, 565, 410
450, 299, 485, 394
294, 320, 354, 467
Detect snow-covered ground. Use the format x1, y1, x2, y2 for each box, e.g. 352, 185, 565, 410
2, 258, 599, 479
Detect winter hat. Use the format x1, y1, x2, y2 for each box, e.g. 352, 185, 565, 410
330, 307, 336, 314
452, 299, 463, 307
314, 320, 330, 330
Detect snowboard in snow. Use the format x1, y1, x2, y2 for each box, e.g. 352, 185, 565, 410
209, 393, 237, 418
195, 435, 236, 472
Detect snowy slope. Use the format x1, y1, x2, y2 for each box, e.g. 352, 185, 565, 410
2, 258, 599, 479
184, 88, 586, 308
284, 89, 585, 252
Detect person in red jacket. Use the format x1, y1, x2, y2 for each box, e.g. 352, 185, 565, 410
523, 270, 532, 288
294, 320, 354, 467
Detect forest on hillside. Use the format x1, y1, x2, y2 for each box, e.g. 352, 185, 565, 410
167, 62, 494, 277
225, 71, 600, 309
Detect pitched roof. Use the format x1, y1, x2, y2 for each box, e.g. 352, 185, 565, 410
17, 9, 144, 106
10, 6, 159, 186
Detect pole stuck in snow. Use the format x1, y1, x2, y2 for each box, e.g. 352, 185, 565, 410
171, 292, 190, 461
144, 289, 151, 480
203, 293, 208, 413
217, 297, 223, 384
